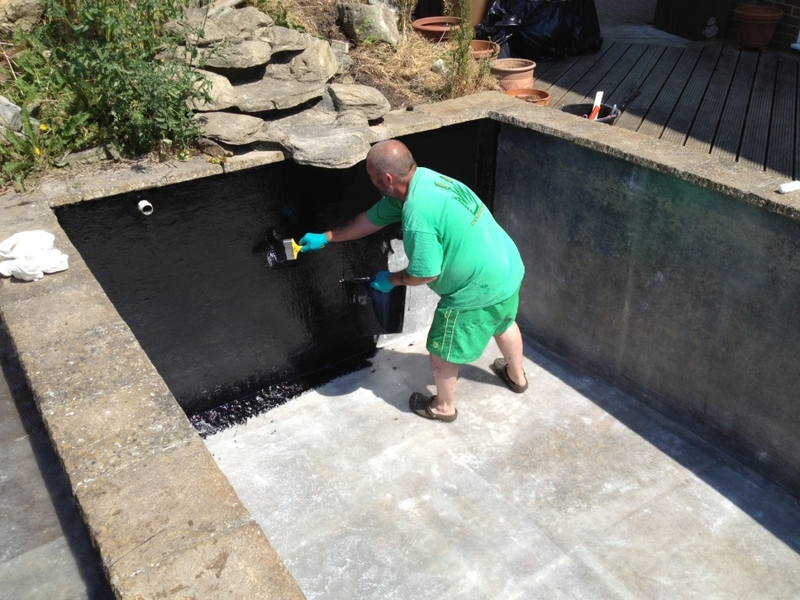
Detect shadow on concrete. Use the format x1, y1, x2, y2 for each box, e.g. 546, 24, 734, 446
312, 333, 800, 557
517, 337, 800, 557
0, 319, 114, 599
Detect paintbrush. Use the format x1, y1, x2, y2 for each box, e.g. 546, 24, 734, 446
282, 238, 301, 261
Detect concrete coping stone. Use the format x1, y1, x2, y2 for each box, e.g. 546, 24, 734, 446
0, 90, 798, 598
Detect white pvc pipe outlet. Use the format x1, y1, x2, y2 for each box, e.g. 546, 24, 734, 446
138, 200, 153, 215
792, 29, 800, 52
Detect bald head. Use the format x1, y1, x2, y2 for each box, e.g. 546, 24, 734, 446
367, 140, 416, 184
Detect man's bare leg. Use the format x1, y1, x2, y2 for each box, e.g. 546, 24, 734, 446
429, 354, 459, 417
494, 321, 526, 387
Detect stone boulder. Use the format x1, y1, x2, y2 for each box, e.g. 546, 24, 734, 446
193, 112, 271, 146
213, 6, 274, 38
260, 26, 310, 53
202, 39, 274, 69
263, 106, 374, 169
233, 79, 325, 112
0, 0, 43, 35
265, 39, 338, 83
163, 7, 226, 46
337, 3, 401, 47
328, 83, 390, 121
188, 70, 238, 112
174, 5, 394, 169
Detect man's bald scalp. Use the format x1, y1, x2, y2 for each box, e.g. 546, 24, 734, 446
367, 140, 416, 181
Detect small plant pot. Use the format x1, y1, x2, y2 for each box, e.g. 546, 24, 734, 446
734, 6, 784, 50
506, 88, 551, 106
490, 58, 536, 91
413, 16, 461, 42
469, 40, 500, 59
560, 103, 620, 125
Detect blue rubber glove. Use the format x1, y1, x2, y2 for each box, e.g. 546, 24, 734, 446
371, 271, 395, 293
298, 232, 329, 253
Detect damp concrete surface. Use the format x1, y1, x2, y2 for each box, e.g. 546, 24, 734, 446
205, 330, 800, 599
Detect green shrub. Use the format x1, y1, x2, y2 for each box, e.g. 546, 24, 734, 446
1, 0, 211, 189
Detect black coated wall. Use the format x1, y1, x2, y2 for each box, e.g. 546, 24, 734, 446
494, 124, 800, 495
56, 121, 498, 415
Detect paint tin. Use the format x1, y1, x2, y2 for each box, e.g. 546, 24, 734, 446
342, 277, 406, 335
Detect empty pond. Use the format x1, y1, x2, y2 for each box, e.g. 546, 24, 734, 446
6, 95, 800, 596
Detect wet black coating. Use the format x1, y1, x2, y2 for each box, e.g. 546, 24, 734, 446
54, 121, 498, 430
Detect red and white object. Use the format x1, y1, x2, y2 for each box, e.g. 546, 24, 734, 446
588, 91, 603, 120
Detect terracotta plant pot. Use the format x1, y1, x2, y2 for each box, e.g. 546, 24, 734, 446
734, 6, 784, 50
506, 88, 551, 106
469, 40, 500, 59
412, 16, 461, 42
490, 58, 536, 91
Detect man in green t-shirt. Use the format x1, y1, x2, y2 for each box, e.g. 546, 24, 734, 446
299, 140, 527, 422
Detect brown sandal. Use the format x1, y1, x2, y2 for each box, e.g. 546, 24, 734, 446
409, 392, 457, 422
491, 358, 528, 393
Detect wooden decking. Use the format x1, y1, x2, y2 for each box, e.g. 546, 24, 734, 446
535, 41, 800, 180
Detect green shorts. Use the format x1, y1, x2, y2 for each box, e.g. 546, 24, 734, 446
426, 289, 520, 364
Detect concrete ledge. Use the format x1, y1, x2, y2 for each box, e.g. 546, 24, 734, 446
1, 91, 798, 597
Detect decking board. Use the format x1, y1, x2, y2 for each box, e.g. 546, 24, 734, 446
541, 43, 616, 106
684, 46, 740, 155
555, 42, 631, 107
662, 45, 723, 146
711, 50, 759, 164
526, 41, 799, 179
604, 45, 667, 114
615, 46, 683, 132
766, 57, 797, 177
738, 52, 778, 171
638, 47, 701, 138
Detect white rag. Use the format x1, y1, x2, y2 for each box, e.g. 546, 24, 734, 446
0, 230, 69, 281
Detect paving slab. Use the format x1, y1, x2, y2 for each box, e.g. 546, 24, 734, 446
205, 331, 800, 599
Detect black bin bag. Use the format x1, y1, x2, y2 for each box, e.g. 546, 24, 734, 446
476, 0, 603, 61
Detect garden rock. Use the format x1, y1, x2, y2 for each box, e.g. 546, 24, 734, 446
233, 79, 325, 112
213, 6, 274, 38
0, 0, 44, 35
260, 26, 310, 53
265, 39, 338, 83
284, 128, 373, 168
329, 83, 390, 121
263, 105, 374, 168
202, 39, 274, 69
0, 95, 23, 131
190, 70, 238, 111
163, 7, 226, 46
173, 5, 392, 168
194, 112, 270, 145
337, 3, 401, 47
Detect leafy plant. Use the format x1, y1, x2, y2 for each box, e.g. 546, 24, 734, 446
441, 0, 474, 99
0, 0, 211, 189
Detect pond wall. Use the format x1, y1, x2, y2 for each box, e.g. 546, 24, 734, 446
2, 92, 800, 598
54, 121, 497, 415
495, 123, 800, 493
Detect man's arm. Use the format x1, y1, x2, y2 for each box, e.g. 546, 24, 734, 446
327, 212, 384, 243
389, 269, 437, 287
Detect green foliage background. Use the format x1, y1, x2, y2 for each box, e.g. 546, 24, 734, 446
1, 0, 210, 188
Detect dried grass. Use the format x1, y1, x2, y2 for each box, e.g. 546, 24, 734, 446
259, 0, 502, 108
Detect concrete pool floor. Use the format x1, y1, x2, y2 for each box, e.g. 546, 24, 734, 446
206, 331, 800, 599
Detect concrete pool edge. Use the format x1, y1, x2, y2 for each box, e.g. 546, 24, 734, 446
0, 91, 796, 598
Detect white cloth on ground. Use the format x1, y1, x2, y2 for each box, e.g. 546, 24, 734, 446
0, 230, 69, 281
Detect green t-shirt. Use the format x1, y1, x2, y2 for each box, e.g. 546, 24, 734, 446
366, 167, 524, 310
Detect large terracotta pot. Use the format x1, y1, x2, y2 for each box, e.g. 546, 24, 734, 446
490, 58, 536, 91
412, 16, 461, 42
734, 6, 783, 50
